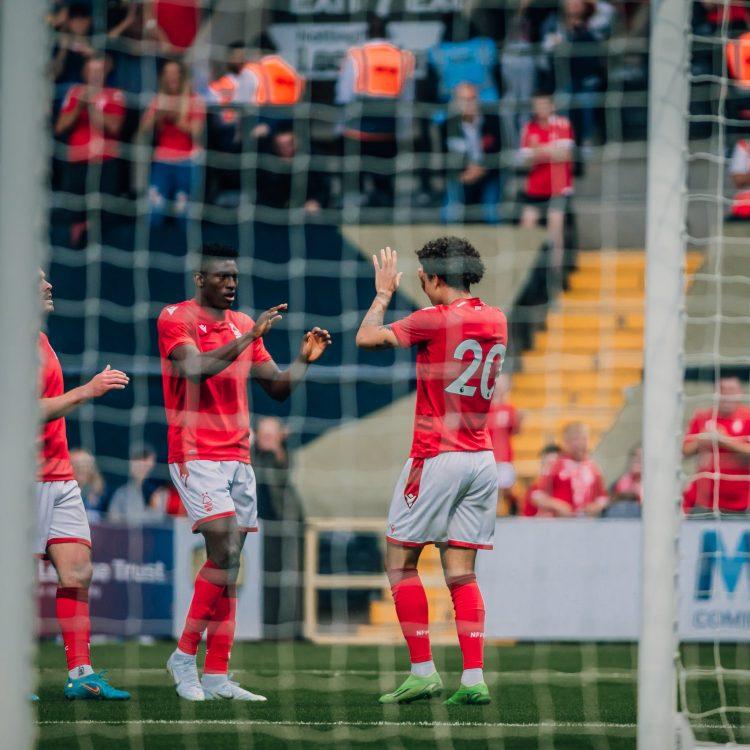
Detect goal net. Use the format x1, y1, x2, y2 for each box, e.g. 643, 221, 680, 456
19, 0, 750, 749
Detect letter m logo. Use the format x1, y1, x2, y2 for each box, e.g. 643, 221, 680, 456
695, 530, 750, 600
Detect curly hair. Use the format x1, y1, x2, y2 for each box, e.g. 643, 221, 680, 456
416, 236, 485, 291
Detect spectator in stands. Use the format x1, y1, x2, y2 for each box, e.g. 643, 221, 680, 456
523, 444, 561, 517
500, 8, 537, 149
50, 3, 94, 87
54, 53, 126, 247
728, 138, 750, 220
530, 422, 608, 516
335, 13, 415, 208
139, 60, 205, 231
488, 374, 523, 506
257, 128, 330, 215
147, 0, 201, 55
683, 375, 750, 516
253, 416, 305, 638
518, 93, 574, 285
107, 0, 156, 94
604, 444, 642, 518
540, 0, 606, 149
108, 445, 165, 524
440, 83, 503, 224
70, 448, 107, 522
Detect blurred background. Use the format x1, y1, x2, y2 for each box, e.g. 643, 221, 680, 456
41, 0, 750, 648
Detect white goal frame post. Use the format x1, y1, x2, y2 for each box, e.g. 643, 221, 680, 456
638, 0, 691, 748
0, 0, 48, 747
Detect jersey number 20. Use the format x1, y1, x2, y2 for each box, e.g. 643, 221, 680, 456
445, 339, 507, 400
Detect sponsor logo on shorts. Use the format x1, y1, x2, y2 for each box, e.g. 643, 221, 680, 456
201, 492, 213, 513
404, 492, 417, 508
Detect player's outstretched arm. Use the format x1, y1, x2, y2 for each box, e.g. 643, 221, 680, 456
40, 365, 130, 423
356, 246, 402, 350
252, 327, 332, 402
170, 304, 287, 382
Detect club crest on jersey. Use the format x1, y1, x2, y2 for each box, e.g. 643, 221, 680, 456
229, 322, 242, 339
201, 492, 213, 512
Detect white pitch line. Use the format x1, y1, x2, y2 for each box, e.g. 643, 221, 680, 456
36, 668, 636, 680
37, 720, 636, 729
36, 719, 745, 731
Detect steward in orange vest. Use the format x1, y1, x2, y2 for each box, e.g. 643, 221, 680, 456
726, 33, 750, 89
241, 55, 306, 106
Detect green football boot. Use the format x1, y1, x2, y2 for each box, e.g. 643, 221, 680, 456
378, 672, 443, 704
444, 681, 491, 705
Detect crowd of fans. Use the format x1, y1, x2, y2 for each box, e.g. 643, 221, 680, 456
47, 1, 648, 250
494, 374, 750, 518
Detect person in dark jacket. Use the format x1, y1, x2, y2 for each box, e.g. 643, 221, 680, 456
440, 83, 503, 224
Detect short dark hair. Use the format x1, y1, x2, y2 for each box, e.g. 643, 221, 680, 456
541, 443, 561, 457
416, 236, 485, 291
199, 243, 238, 271
68, 3, 91, 19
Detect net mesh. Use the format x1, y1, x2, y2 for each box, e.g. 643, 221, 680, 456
31, 1, 749, 748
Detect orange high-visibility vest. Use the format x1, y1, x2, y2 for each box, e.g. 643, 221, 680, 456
242, 56, 305, 106
348, 42, 415, 98
726, 33, 750, 88
208, 74, 240, 123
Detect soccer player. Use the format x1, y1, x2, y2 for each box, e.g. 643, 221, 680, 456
37, 269, 131, 700
356, 238, 507, 706
158, 243, 331, 701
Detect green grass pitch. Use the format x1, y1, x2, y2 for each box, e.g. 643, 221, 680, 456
34, 641, 750, 749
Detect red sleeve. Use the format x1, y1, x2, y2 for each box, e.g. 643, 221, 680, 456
686, 413, 703, 437
537, 459, 557, 496
104, 89, 126, 117
60, 86, 80, 114
157, 309, 196, 358
251, 336, 272, 365
520, 123, 531, 149
390, 307, 441, 348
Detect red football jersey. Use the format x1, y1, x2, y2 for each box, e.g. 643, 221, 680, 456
684, 407, 750, 512
538, 454, 607, 513
487, 401, 519, 463
146, 94, 205, 162
390, 297, 508, 458
38, 333, 74, 482
157, 300, 272, 464
520, 115, 574, 198
60, 85, 126, 163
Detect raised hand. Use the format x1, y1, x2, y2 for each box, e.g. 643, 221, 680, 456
251, 303, 288, 340
373, 246, 403, 297
299, 326, 332, 364
87, 364, 130, 398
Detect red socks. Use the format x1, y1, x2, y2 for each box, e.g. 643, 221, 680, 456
177, 561, 227, 656
204, 584, 238, 674
448, 573, 485, 670
389, 568, 432, 664
56, 587, 91, 671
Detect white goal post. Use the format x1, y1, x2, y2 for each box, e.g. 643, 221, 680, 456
0, 0, 47, 747
638, 0, 691, 748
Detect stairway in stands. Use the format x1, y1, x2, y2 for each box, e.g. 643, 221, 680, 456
363, 248, 703, 641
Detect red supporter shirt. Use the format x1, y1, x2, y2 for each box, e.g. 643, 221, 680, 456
520, 115, 574, 198
60, 85, 126, 163
523, 478, 543, 517
38, 333, 74, 482
612, 471, 642, 503
684, 407, 750, 512
538, 454, 607, 513
390, 297, 508, 458
487, 401, 519, 463
146, 94, 205, 162
157, 300, 272, 464
155, 0, 199, 51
